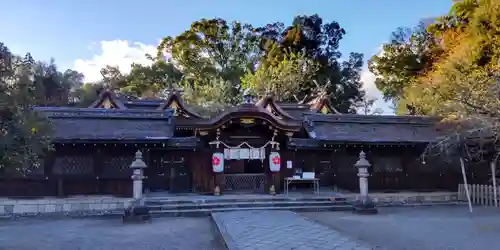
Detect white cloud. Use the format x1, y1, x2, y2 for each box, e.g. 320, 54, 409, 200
73, 40, 157, 82
359, 44, 395, 115
361, 67, 380, 99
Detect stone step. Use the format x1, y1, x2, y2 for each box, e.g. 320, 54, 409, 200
149, 204, 353, 217
144, 196, 346, 205
147, 200, 349, 211
146, 201, 467, 217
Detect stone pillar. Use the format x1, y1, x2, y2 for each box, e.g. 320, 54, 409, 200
130, 150, 147, 201
352, 150, 378, 214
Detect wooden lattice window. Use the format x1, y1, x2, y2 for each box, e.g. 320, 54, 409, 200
101, 155, 133, 178
372, 156, 403, 173
53, 156, 94, 175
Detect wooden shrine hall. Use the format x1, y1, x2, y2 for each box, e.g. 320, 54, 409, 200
0, 89, 464, 198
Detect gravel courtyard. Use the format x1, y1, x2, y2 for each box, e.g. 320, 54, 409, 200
302, 206, 500, 250
0, 217, 222, 250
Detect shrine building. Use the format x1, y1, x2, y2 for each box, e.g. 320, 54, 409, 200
0, 89, 464, 197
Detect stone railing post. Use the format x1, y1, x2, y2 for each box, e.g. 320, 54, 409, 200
130, 150, 147, 201
352, 150, 378, 214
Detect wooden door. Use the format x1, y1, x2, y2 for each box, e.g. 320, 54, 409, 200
169, 154, 192, 193
144, 151, 171, 192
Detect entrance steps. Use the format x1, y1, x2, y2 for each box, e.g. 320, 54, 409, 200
143, 196, 351, 217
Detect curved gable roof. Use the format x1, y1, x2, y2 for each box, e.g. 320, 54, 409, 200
196, 103, 301, 132
156, 91, 205, 119
88, 89, 127, 109
255, 94, 300, 120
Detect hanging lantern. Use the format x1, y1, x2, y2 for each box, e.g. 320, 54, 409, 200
269, 152, 281, 172
212, 152, 224, 173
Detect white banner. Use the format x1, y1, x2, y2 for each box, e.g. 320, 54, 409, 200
239, 148, 250, 159
250, 148, 260, 159
229, 149, 240, 160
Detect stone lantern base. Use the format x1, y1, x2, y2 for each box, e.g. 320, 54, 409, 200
123, 200, 151, 223
351, 196, 378, 215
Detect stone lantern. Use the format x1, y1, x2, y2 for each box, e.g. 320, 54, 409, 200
352, 150, 378, 214
123, 150, 150, 223
130, 150, 147, 200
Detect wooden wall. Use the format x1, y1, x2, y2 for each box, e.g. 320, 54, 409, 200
190, 149, 214, 193
283, 145, 466, 192
1, 144, 143, 198
0, 142, 490, 198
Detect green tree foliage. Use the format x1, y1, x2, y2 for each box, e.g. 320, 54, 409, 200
152, 16, 366, 112
71, 82, 105, 106
0, 42, 86, 172
0, 43, 53, 173
241, 52, 319, 102
256, 15, 366, 113
368, 23, 442, 103
157, 18, 261, 106
367, 0, 497, 118
121, 60, 182, 98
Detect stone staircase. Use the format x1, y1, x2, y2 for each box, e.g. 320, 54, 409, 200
0, 191, 465, 219
143, 196, 352, 217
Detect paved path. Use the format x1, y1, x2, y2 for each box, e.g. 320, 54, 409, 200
211, 210, 372, 250
0, 217, 221, 250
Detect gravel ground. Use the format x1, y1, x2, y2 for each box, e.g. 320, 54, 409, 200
301, 206, 500, 250
0, 217, 222, 250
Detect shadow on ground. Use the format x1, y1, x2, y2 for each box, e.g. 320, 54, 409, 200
301, 206, 500, 250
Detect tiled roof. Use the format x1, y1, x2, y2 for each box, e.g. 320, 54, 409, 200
303, 113, 441, 143
34, 107, 174, 141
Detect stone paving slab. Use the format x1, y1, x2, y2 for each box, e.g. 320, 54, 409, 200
211, 210, 372, 250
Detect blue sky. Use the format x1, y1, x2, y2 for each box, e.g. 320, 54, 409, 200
1, 0, 453, 112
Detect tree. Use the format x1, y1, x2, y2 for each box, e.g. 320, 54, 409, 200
256, 15, 366, 113
368, 1, 485, 116
357, 98, 384, 115
33, 60, 85, 106
392, 0, 500, 199
368, 23, 442, 105
99, 65, 125, 89
181, 77, 238, 115
124, 61, 182, 98
240, 52, 319, 102
157, 18, 261, 105
0, 43, 53, 173
71, 82, 105, 106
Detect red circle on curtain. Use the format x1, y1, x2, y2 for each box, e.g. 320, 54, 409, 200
272, 156, 280, 165
212, 156, 221, 166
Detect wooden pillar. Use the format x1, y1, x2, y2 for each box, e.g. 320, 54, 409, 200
93, 147, 104, 194
204, 149, 215, 193
57, 179, 64, 197
43, 150, 56, 197
264, 146, 271, 193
